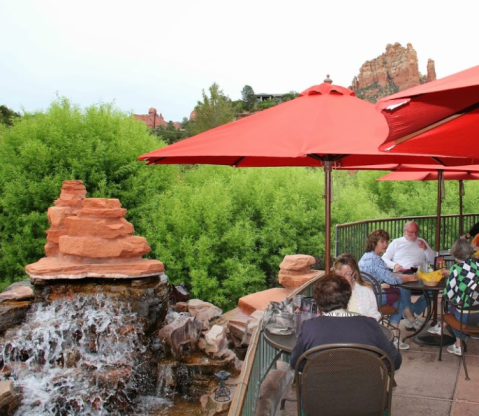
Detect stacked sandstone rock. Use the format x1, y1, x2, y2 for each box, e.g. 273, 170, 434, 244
26, 180, 164, 282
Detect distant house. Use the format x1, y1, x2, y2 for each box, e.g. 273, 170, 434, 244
254, 93, 284, 103
134, 108, 181, 130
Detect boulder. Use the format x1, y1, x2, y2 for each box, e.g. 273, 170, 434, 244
187, 299, 222, 329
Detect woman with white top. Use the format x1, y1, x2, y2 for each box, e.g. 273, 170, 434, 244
334, 253, 381, 322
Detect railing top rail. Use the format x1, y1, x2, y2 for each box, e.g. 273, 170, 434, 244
335, 213, 479, 229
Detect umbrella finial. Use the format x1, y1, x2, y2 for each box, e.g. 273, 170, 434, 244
324, 74, 333, 84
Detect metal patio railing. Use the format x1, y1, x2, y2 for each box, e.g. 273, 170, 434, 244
228, 272, 324, 416
335, 213, 479, 262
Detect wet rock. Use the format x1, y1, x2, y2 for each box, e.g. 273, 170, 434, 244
0, 380, 18, 413
158, 316, 203, 357
0, 281, 34, 302
0, 301, 33, 336
241, 310, 264, 346
187, 299, 222, 330
200, 325, 228, 357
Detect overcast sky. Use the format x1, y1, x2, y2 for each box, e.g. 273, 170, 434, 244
1, 0, 477, 121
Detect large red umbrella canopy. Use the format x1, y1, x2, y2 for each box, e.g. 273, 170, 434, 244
139, 82, 479, 271
377, 65, 479, 158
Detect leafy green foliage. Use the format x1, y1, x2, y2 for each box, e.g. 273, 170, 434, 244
136, 166, 388, 309
355, 81, 399, 103
152, 122, 188, 145
0, 105, 21, 126
0, 97, 180, 282
257, 98, 279, 110
187, 83, 234, 136
241, 85, 256, 112
281, 91, 299, 102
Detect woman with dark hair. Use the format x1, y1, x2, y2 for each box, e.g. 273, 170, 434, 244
358, 229, 420, 350
441, 239, 479, 356
290, 273, 401, 371
334, 254, 381, 321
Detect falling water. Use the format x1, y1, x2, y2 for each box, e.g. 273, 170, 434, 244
0, 294, 171, 415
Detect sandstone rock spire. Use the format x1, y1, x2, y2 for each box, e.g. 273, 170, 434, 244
26, 180, 164, 282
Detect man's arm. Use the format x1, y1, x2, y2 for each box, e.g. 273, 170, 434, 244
382, 240, 397, 269
420, 239, 436, 264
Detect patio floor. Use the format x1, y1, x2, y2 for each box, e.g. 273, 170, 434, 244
273, 320, 479, 416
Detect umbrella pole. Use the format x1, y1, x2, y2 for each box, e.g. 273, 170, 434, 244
324, 161, 332, 272
459, 180, 464, 235
435, 170, 443, 252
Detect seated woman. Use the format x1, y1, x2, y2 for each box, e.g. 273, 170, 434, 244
290, 273, 401, 372
334, 254, 381, 322
358, 229, 420, 350
442, 239, 479, 356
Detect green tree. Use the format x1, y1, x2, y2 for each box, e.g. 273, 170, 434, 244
281, 91, 299, 102
187, 83, 234, 136
241, 85, 256, 112
0, 97, 180, 287
0, 105, 21, 126
153, 121, 188, 145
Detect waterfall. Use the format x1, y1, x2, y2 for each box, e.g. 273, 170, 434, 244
1, 294, 171, 415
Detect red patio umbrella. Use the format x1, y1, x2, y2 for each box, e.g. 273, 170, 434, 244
377, 65, 479, 159
139, 82, 479, 271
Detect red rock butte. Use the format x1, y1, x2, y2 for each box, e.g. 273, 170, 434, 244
25, 180, 164, 283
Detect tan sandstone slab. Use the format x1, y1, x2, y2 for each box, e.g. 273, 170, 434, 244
59, 235, 150, 258
238, 288, 291, 315
26, 257, 164, 280
279, 255, 315, 271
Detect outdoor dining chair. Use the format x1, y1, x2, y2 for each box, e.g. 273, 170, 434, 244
439, 282, 479, 380
361, 272, 402, 344
294, 343, 395, 416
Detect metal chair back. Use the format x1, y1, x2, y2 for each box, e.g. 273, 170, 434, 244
440, 279, 479, 380
294, 343, 395, 416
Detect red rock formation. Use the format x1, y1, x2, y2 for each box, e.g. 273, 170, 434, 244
25, 180, 164, 282
133, 107, 183, 130
426, 58, 436, 82
350, 43, 436, 102
278, 254, 319, 288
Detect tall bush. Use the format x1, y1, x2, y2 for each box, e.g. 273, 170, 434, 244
137, 166, 385, 310
0, 98, 179, 286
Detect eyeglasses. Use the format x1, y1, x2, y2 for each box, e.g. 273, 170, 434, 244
340, 271, 354, 278
405, 229, 418, 235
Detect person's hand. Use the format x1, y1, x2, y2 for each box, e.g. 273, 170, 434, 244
441, 268, 449, 277
407, 274, 419, 282
418, 239, 427, 250
393, 264, 403, 272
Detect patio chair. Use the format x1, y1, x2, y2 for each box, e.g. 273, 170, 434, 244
294, 343, 395, 416
361, 272, 401, 342
439, 282, 479, 380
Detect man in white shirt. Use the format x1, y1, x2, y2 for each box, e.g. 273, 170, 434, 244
382, 221, 436, 330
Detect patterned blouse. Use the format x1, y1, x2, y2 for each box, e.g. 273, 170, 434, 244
358, 251, 402, 285
444, 257, 479, 308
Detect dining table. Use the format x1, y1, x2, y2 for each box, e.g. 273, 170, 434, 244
264, 321, 394, 354
394, 277, 455, 347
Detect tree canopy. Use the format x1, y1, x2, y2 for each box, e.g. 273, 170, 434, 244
0, 105, 21, 126
187, 83, 234, 136
241, 85, 256, 112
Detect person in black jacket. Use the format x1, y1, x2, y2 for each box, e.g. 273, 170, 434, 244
461, 221, 479, 240
290, 273, 401, 372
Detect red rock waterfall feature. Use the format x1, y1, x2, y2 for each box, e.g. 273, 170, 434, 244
26, 180, 164, 282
